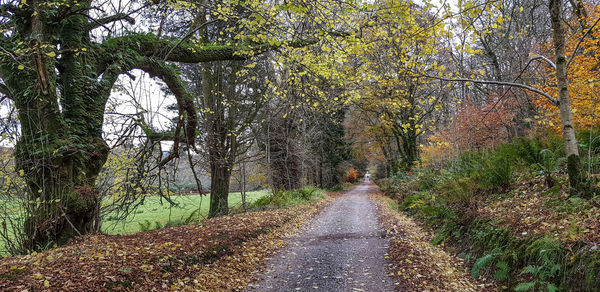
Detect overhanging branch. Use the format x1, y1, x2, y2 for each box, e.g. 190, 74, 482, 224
99, 33, 320, 68
529, 55, 557, 70
100, 34, 246, 65
421, 74, 558, 106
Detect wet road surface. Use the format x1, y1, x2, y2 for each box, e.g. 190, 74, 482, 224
247, 183, 394, 292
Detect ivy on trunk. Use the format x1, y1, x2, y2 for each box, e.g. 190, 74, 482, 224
0, 0, 271, 250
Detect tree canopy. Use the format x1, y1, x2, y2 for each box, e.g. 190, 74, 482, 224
1, 0, 599, 252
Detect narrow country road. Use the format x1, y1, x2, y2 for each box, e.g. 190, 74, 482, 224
247, 183, 394, 292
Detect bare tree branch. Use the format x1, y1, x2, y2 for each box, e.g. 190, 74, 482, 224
530, 55, 557, 70
86, 13, 136, 30
421, 74, 558, 105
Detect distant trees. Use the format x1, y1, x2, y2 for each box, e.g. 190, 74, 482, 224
345, 1, 450, 172
261, 95, 351, 191
309, 109, 351, 188
346, 168, 359, 183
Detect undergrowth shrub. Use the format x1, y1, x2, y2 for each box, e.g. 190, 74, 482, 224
250, 186, 321, 208
251, 195, 272, 208
416, 170, 439, 191
377, 131, 600, 291
566, 248, 600, 290
478, 154, 513, 192
378, 172, 419, 201
436, 176, 477, 205
446, 150, 513, 193
516, 238, 564, 291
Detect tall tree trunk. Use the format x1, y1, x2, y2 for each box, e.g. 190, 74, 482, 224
269, 117, 301, 190
208, 160, 231, 217
319, 157, 324, 188
202, 62, 230, 217
241, 160, 246, 210
549, 0, 582, 190
400, 131, 419, 170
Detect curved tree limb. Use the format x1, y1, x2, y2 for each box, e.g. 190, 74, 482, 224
93, 32, 322, 168
529, 55, 557, 70
421, 74, 558, 106
135, 57, 198, 168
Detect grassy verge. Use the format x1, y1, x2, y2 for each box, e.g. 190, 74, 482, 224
376, 135, 600, 291
102, 190, 270, 234
0, 190, 270, 254
248, 186, 325, 209
0, 187, 331, 291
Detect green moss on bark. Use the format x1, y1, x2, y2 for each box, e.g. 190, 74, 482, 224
567, 154, 582, 190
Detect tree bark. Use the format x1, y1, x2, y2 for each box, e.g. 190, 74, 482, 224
208, 160, 231, 217
241, 160, 246, 210
549, 0, 582, 190
269, 117, 301, 190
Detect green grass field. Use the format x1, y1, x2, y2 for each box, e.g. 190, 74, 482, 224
101, 190, 270, 234
0, 190, 270, 254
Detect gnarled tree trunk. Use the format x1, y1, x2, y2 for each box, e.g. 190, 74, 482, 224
0, 0, 262, 249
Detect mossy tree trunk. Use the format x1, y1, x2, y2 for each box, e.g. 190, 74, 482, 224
392, 127, 419, 170
3, 0, 112, 250
208, 160, 232, 217
0, 0, 265, 250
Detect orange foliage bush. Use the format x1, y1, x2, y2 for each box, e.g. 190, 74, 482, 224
346, 168, 359, 183
421, 96, 515, 166
452, 97, 515, 150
